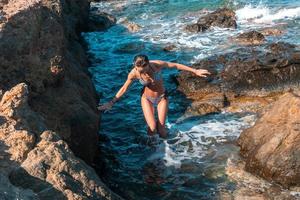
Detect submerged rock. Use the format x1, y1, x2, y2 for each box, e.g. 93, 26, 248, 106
238, 92, 300, 188
185, 8, 237, 32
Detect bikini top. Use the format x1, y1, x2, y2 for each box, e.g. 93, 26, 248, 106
138, 65, 163, 86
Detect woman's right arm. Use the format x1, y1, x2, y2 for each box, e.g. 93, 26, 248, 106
98, 71, 136, 111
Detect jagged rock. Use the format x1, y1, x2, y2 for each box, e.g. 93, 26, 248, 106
237, 92, 300, 188
0, 0, 123, 199
185, 8, 237, 32
221, 43, 300, 94
0, 83, 122, 199
176, 42, 300, 115
0, 0, 99, 164
10, 131, 123, 199
233, 30, 265, 45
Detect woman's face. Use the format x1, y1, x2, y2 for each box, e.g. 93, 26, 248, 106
135, 63, 150, 73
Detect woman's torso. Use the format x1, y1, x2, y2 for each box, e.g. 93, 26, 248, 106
134, 61, 165, 98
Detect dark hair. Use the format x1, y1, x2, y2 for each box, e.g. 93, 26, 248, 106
133, 54, 149, 67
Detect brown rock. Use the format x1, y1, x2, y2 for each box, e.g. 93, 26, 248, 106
0, 83, 122, 199
238, 92, 300, 187
260, 28, 284, 36
0, 0, 99, 164
185, 8, 237, 33
176, 42, 300, 114
234, 30, 265, 45
126, 22, 141, 32
222, 156, 298, 200
163, 44, 177, 52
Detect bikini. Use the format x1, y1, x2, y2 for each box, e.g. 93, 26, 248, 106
138, 66, 168, 105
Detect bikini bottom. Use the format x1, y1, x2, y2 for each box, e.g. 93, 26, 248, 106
141, 87, 168, 105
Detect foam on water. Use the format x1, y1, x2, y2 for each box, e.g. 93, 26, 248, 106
236, 5, 300, 24
90, 1, 300, 64
147, 113, 256, 169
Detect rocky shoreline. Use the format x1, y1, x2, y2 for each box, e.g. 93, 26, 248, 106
177, 7, 300, 199
0, 0, 121, 199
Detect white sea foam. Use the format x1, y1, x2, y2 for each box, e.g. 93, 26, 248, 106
154, 113, 257, 168
236, 5, 300, 24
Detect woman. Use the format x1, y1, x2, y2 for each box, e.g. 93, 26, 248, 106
98, 55, 210, 138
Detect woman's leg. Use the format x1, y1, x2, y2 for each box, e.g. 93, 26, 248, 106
157, 97, 169, 138
141, 96, 156, 135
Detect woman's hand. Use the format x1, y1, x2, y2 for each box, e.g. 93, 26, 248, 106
193, 69, 211, 77
97, 101, 113, 112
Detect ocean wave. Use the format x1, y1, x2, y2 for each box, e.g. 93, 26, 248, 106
236, 5, 300, 24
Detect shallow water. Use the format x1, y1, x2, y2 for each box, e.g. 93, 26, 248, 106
83, 0, 300, 199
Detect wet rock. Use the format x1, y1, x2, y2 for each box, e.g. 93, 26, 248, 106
127, 22, 141, 32
185, 8, 237, 33
113, 41, 145, 53
163, 44, 177, 52
237, 92, 300, 188
260, 27, 285, 36
118, 17, 142, 32
233, 30, 265, 45
177, 42, 300, 114
88, 10, 116, 32
267, 42, 296, 54
221, 44, 300, 94
176, 57, 226, 116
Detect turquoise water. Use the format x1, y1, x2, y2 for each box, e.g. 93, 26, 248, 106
83, 0, 300, 199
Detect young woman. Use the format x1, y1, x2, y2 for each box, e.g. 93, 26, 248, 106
98, 55, 210, 138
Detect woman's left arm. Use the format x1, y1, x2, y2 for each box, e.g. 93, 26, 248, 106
151, 60, 211, 77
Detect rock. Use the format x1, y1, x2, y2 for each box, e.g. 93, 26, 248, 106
163, 44, 177, 52
260, 27, 284, 36
238, 93, 300, 187
233, 31, 265, 45
113, 41, 145, 53
88, 11, 116, 32
267, 42, 296, 54
176, 42, 300, 114
118, 17, 142, 32
10, 131, 122, 199
0, 83, 122, 199
0, 0, 100, 164
185, 8, 237, 33
223, 154, 299, 199
0, 0, 123, 199
221, 44, 300, 94
126, 22, 141, 32
176, 56, 226, 116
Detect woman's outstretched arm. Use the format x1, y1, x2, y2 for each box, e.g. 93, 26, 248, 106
151, 60, 211, 77
98, 71, 135, 111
